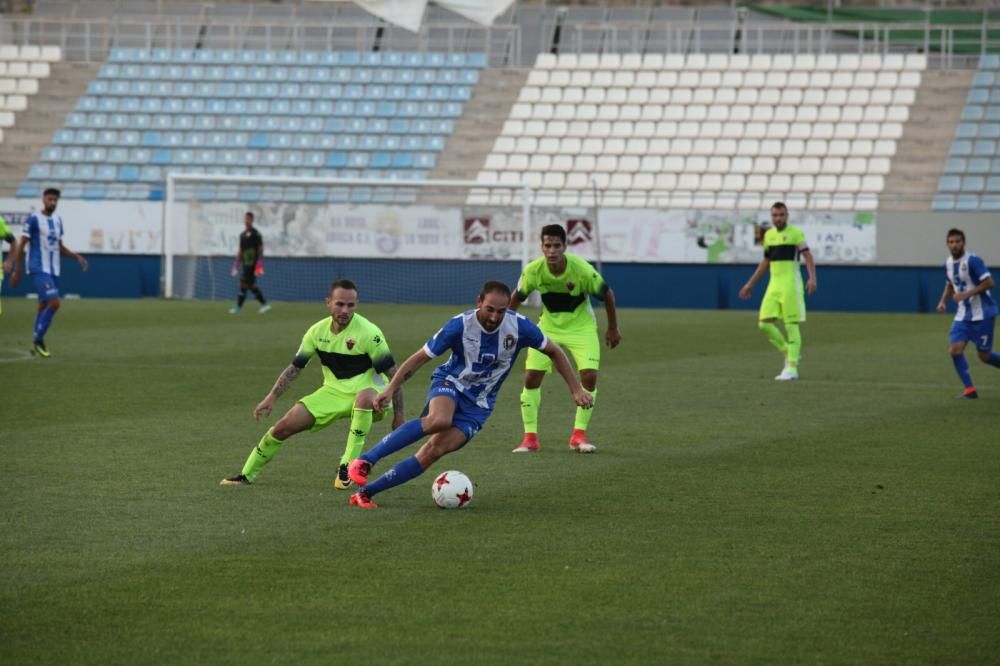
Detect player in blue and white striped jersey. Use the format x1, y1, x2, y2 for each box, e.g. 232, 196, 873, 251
936, 228, 1000, 399
345, 280, 593, 508
9, 188, 88, 357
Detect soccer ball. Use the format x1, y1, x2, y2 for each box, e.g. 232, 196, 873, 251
431, 470, 473, 509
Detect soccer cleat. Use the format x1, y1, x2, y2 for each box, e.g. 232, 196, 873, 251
512, 433, 540, 453
30, 340, 50, 358
258, 304, 272, 314
959, 387, 979, 399
347, 458, 371, 486
775, 367, 799, 381
349, 490, 378, 508
220, 474, 251, 486
228, 306, 241, 314
334, 463, 352, 490
569, 430, 596, 454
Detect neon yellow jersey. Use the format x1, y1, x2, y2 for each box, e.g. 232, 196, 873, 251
516, 253, 608, 332
763, 225, 808, 287
291, 313, 395, 393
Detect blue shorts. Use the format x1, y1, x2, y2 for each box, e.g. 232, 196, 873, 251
422, 379, 491, 443
949, 317, 996, 352
32, 273, 60, 302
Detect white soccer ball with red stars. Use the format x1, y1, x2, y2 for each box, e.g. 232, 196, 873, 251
431, 470, 473, 509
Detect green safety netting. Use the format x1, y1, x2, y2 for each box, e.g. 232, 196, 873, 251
746, 5, 1000, 53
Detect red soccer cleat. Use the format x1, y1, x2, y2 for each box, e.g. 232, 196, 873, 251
512, 433, 540, 453
347, 458, 372, 485
349, 490, 378, 508
569, 429, 597, 454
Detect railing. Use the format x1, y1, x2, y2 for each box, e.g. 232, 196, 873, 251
0, 16, 522, 65
1, 15, 998, 67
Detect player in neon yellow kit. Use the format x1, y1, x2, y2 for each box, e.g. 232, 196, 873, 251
739, 202, 818, 380
0, 214, 18, 315
510, 224, 621, 454
221, 279, 404, 488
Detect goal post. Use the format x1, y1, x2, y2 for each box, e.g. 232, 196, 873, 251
162, 173, 537, 304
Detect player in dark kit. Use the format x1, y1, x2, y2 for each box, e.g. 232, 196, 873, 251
230, 211, 271, 314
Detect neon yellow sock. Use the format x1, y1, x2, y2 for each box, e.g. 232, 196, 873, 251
340, 407, 373, 465
573, 389, 597, 431
241, 428, 284, 482
520, 387, 541, 434
758, 321, 788, 355
785, 323, 801, 367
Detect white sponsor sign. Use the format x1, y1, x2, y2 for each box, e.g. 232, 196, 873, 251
0, 198, 877, 264
473, 208, 877, 264
0, 198, 162, 254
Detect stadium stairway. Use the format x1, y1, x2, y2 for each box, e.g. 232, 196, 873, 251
0, 61, 99, 197
425, 66, 528, 194
880, 68, 974, 211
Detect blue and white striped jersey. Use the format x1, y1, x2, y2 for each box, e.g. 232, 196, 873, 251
22, 212, 64, 276
946, 252, 998, 322
424, 309, 548, 410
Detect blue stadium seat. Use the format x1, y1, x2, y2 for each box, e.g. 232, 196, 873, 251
955, 194, 980, 210
83, 184, 106, 200
938, 175, 961, 192
140, 166, 162, 181
108, 147, 129, 162
16, 182, 39, 198
961, 175, 985, 191
981, 123, 1000, 139
968, 89, 989, 104
106, 183, 129, 199
86, 147, 107, 162
949, 140, 973, 156
932, 194, 954, 211
974, 139, 996, 155
980, 54, 1000, 69
461, 69, 480, 84
29, 164, 50, 179
326, 152, 348, 168
962, 105, 984, 121
414, 153, 437, 169
966, 157, 989, 173
957, 122, 979, 139
96, 164, 117, 180
41, 146, 62, 161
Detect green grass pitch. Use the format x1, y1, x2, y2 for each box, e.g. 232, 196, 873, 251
1, 298, 998, 664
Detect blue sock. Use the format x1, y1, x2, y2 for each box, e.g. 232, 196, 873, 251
361, 419, 425, 465
34, 307, 56, 342
985, 352, 1000, 368
952, 353, 974, 389
365, 455, 426, 497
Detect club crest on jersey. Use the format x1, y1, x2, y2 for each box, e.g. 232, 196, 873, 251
346, 338, 356, 350
566, 281, 576, 291
504, 334, 515, 350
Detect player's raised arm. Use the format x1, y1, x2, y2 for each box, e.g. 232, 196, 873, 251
373, 348, 433, 412
540, 339, 593, 409
739, 258, 770, 300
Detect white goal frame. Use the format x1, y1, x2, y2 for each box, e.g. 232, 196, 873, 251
162, 172, 534, 299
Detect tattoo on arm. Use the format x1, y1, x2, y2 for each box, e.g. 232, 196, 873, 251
392, 387, 403, 415
270, 365, 301, 397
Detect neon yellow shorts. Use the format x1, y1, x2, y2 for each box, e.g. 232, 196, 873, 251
299, 384, 387, 432
525, 326, 600, 373
759, 285, 806, 324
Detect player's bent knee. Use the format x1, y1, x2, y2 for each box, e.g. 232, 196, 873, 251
421, 414, 454, 433
978, 350, 993, 363
354, 392, 375, 409
580, 370, 598, 391
524, 371, 545, 389
48, 299, 61, 311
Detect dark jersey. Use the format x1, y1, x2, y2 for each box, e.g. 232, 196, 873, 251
239, 227, 263, 267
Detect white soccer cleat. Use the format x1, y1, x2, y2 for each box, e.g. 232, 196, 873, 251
774, 367, 799, 381
258, 304, 272, 314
